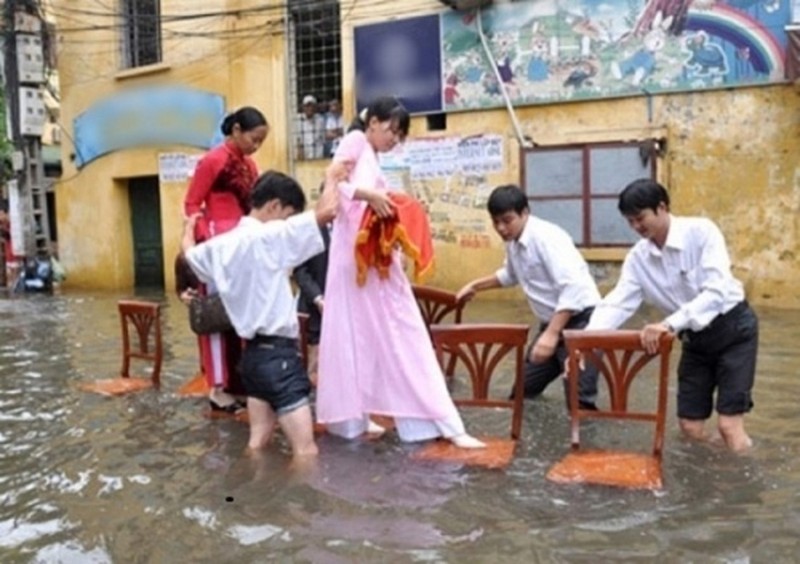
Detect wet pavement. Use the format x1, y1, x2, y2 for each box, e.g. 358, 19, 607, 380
1, 290, 799, 562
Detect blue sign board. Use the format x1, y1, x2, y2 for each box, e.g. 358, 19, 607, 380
73, 86, 226, 168
354, 14, 443, 115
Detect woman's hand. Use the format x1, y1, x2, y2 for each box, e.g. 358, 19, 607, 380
366, 190, 395, 218
180, 288, 197, 306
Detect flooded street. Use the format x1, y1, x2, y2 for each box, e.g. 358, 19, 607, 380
1, 291, 799, 562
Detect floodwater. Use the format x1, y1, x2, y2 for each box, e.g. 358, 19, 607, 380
1, 290, 799, 562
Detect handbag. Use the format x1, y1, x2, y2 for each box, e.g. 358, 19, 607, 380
189, 294, 234, 335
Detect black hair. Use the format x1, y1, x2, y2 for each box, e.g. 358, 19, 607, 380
352, 97, 410, 138
0, 199, 8, 213
618, 178, 670, 216
220, 106, 268, 136
487, 184, 529, 216
250, 170, 306, 212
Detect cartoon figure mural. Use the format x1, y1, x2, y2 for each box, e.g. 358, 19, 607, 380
374, 0, 791, 113
683, 31, 729, 77
525, 22, 551, 82
611, 11, 675, 86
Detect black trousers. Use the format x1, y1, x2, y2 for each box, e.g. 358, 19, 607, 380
517, 307, 598, 408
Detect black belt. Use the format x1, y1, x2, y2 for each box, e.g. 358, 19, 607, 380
249, 335, 298, 348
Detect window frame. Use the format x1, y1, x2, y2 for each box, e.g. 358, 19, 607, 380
520, 140, 658, 248
287, 0, 342, 162
120, 0, 162, 70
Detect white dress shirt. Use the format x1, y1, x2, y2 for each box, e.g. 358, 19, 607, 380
587, 215, 745, 333
186, 212, 324, 339
496, 215, 601, 323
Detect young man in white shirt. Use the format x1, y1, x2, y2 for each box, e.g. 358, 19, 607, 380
457, 184, 601, 410
586, 178, 758, 452
183, 170, 339, 458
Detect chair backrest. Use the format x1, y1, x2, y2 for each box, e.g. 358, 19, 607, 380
412, 285, 465, 328
430, 323, 529, 439
118, 300, 162, 387
563, 329, 674, 458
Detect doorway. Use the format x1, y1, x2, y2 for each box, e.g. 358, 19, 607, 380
128, 177, 164, 289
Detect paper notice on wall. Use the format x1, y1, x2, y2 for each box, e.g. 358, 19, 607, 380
458, 135, 503, 175
388, 135, 504, 180
158, 153, 201, 183
405, 137, 461, 179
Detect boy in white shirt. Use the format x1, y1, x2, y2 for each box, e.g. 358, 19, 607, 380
457, 184, 601, 409
586, 178, 758, 452
183, 170, 339, 458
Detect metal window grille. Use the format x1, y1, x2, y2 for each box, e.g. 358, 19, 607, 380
121, 0, 162, 69
287, 0, 342, 162
522, 141, 659, 247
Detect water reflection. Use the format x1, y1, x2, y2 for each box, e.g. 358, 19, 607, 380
1, 290, 799, 561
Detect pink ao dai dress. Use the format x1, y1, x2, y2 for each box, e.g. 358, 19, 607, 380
315, 130, 467, 441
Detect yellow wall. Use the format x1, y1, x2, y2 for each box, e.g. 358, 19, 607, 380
301, 0, 800, 308
55, 0, 800, 308
55, 0, 291, 292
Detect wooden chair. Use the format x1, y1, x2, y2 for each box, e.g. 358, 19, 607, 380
411, 284, 466, 377
78, 300, 162, 396
411, 323, 529, 469
546, 330, 674, 489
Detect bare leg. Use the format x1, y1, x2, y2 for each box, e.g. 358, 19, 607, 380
679, 418, 710, 442
717, 414, 752, 452
277, 404, 318, 457
247, 396, 277, 451
307, 345, 319, 387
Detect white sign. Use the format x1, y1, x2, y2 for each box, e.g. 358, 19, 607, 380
18, 87, 46, 136
16, 34, 45, 84
158, 153, 201, 183
381, 135, 505, 180
7, 180, 26, 256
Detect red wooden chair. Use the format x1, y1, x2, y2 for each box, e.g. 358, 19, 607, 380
411, 323, 529, 469
546, 330, 674, 489
411, 284, 467, 377
79, 300, 163, 396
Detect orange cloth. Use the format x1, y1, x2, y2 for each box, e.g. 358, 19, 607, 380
354, 193, 435, 286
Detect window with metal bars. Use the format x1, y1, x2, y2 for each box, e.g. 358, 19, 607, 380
288, 0, 342, 161
522, 141, 660, 247
121, 0, 162, 69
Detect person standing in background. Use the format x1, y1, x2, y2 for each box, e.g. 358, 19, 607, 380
293, 182, 331, 387
184, 106, 269, 413
324, 98, 345, 157
297, 95, 325, 160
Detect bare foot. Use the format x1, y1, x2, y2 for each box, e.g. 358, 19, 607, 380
727, 434, 753, 453
366, 419, 386, 436
451, 434, 486, 449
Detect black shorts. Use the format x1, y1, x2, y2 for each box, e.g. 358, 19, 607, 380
677, 301, 758, 419
239, 336, 310, 415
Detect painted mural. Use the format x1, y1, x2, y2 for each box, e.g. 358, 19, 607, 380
353, 0, 791, 113
441, 0, 790, 110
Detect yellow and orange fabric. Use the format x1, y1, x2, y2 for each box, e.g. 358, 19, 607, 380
354, 193, 434, 286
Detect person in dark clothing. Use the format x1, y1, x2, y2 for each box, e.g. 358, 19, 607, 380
293, 182, 331, 386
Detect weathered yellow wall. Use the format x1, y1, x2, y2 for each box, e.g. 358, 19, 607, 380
310, 0, 800, 308
56, 0, 800, 308
55, 0, 289, 292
